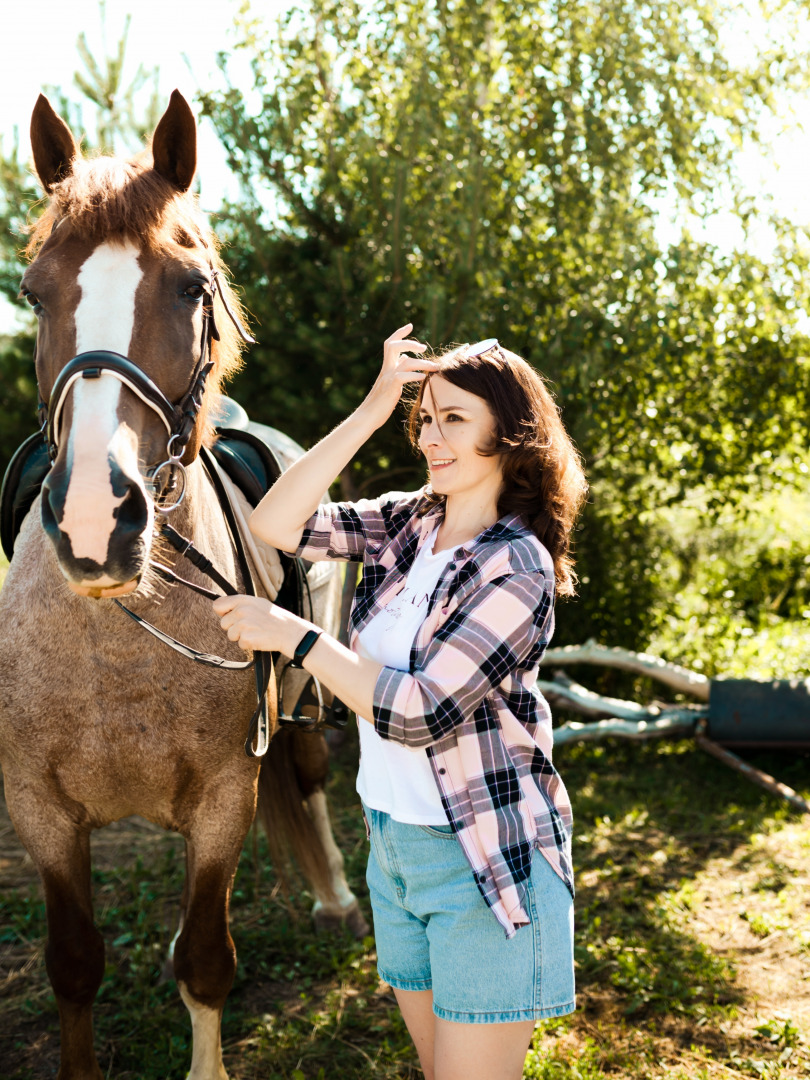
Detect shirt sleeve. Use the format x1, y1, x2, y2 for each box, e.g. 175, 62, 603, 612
372, 570, 553, 748
292, 497, 392, 562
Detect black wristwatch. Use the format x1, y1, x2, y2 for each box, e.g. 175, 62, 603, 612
289, 629, 323, 669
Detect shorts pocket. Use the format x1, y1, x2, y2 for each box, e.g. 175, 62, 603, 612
417, 824, 456, 839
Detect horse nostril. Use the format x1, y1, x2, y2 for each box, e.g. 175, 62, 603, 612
113, 473, 149, 536
40, 461, 151, 581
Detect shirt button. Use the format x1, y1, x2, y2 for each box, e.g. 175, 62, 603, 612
477, 873, 487, 883
438, 767, 446, 775
448, 562, 457, 571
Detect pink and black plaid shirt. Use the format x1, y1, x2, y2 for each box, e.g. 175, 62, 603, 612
295, 488, 573, 937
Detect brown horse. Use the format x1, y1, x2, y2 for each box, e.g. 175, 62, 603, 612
0, 92, 364, 1080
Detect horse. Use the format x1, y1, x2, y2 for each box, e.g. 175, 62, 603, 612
0, 91, 365, 1080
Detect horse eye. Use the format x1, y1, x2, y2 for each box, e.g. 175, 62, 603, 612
21, 288, 43, 313
184, 283, 204, 300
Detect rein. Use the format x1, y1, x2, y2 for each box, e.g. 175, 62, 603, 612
114, 446, 273, 758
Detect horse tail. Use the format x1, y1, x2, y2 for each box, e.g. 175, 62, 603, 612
256, 727, 337, 903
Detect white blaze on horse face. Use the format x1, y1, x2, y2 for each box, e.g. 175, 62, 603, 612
75, 239, 144, 356
60, 241, 147, 568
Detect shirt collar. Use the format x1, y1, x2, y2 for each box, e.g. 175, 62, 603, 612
416, 491, 529, 556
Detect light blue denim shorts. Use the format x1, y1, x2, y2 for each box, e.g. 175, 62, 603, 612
364, 804, 575, 1024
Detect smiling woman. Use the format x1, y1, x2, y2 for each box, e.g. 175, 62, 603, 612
408, 340, 587, 591
216, 327, 588, 1080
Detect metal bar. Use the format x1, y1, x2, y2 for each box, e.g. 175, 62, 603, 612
695, 731, 810, 815
553, 714, 700, 746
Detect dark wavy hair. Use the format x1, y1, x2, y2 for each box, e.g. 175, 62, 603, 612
406, 343, 587, 596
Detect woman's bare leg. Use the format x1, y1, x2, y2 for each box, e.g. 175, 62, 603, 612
393, 989, 437, 1080
395, 987, 536, 1080
434, 1017, 536, 1080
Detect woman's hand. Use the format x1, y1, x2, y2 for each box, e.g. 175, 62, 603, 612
357, 323, 436, 430
213, 594, 303, 656
213, 593, 379, 722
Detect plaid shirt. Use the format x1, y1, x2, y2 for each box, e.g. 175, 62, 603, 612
296, 488, 573, 937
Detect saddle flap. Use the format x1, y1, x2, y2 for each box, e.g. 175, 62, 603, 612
210, 427, 285, 508
1, 432, 51, 562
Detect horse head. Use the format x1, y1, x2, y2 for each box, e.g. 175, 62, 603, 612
23, 91, 248, 598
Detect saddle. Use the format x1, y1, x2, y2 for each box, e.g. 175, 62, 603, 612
1, 432, 51, 563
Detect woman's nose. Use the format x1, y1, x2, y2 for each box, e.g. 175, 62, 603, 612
420, 424, 441, 448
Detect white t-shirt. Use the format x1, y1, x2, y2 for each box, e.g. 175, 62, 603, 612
355, 527, 453, 823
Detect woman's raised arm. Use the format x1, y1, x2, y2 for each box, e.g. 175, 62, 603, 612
249, 324, 432, 553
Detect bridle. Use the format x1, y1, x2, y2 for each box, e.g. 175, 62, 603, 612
39, 266, 247, 505
32, 266, 333, 757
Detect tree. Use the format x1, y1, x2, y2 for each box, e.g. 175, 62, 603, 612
199, 0, 810, 647
0, 4, 160, 468
47, 3, 162, 155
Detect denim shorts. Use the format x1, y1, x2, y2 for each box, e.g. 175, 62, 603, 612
364, 804, 575, 1023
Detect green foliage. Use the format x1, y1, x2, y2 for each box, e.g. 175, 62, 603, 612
0, 329, 39, 469
0, 134, 40, 308
199, 0, 810, 648
647, 485, 810, 680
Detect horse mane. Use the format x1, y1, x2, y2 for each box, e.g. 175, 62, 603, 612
25, 147, 249, 444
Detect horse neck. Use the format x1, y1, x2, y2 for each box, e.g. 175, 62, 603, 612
166, 457, 243, 588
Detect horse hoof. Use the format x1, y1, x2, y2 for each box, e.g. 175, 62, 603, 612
313, 899, 370, 939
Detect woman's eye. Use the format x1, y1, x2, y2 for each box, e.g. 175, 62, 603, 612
445, 413, 462, 422
184, 283, 204, 300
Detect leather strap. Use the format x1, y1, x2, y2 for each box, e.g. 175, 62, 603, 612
200, 446, 272, 758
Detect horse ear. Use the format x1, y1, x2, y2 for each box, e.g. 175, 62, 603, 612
30, 94, 79, 193
151, 90, 197, 192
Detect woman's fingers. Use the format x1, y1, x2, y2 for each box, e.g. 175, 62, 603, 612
386, 322, 414, 342
383, 325, 428, 366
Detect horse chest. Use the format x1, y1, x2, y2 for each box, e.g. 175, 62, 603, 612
0, 551, 255, 786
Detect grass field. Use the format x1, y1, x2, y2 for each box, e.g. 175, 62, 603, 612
1, 722, 808, 1080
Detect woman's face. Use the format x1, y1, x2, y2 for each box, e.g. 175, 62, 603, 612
418, 375, 503, 501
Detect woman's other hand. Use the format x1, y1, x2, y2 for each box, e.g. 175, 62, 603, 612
213, 594, 300, 655
358, 324, 435, 430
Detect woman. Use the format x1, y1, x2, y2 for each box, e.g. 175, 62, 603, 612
214, 325, 587, 1080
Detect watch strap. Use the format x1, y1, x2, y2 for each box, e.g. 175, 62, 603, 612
289, 628, 323, 669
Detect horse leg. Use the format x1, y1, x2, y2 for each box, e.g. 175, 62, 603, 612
163, 849, 190, 982
172, 798, 254, 1080
5, 786, 104, 1080
289, 730, 369, 938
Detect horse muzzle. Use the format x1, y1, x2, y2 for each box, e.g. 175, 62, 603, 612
40, 457, 153, 595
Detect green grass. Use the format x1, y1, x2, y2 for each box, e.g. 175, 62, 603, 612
2, 727, 809, 1079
